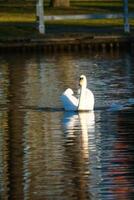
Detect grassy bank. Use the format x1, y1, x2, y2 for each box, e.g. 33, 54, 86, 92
1, 0, 134, 16
0, 0, 134, 39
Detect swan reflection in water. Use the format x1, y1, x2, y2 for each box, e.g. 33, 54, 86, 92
63, 111, 95, 138
63, 111, 95, 159
62, 111, 95, 199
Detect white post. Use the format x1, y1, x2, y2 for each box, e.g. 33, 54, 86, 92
36, 0, 45, 34
123, 0, 130, 33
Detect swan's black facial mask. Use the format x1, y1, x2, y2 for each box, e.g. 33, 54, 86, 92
79, 77, 84, 86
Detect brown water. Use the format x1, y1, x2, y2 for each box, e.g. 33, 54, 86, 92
0, 51, 134, 200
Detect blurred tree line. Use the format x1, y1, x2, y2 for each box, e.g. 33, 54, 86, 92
5, 0, 70, 7
50, 0, 70, 7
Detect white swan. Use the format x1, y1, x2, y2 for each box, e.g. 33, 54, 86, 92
61, 75, 94, 111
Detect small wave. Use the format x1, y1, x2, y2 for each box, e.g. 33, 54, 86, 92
107, 99, 134, 112
20, 106, 64, 112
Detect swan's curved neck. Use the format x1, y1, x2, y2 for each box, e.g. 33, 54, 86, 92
78, 85, 86, 110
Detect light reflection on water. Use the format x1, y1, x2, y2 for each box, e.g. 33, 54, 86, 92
0, 51, 134, 200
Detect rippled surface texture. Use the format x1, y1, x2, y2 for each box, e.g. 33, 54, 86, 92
0, 51, 134, 200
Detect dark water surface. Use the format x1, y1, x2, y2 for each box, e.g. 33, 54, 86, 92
0, 50, 134, 200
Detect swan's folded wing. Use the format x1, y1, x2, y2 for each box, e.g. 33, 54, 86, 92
61, 89, 78, 111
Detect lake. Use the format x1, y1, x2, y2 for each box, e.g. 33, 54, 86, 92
0, 50, 134, 200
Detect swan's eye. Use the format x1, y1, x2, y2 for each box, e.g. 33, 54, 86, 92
80, 77, 83, 80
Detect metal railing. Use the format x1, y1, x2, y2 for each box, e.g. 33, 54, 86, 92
36, 0, 131, 34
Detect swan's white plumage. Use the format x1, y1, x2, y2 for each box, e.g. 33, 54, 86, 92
60, 75, 94, 111
78, 88, 94, 111
60, 88, 78, 111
